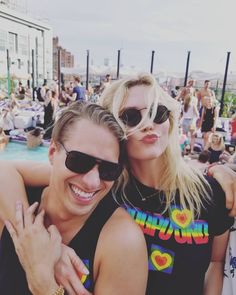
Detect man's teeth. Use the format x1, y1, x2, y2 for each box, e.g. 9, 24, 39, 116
71, 185, 94, 199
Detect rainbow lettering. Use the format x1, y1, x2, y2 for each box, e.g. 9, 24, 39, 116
126, 205, 209, 245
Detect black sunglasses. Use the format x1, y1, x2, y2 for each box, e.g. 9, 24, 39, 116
119, 105, 170, 127
60, 143, 123, 181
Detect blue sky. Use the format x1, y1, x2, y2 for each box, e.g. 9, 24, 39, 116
27, 0, 236, 74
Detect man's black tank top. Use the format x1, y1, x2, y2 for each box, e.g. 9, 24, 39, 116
0, 186, 119, 294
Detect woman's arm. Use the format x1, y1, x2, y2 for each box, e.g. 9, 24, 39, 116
203, 231, 229, 295
193, 103, 199, 117
209, 165, 236, 216
199, 107, 205, 129
0, 160, 50, 233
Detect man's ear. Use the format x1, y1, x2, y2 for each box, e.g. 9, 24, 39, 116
48, 141, 58, 165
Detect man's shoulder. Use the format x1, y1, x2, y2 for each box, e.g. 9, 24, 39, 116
101, 207, 144, 246
73, 86, 80, 92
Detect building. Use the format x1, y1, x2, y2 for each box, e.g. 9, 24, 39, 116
53, 36, 74, 79
0, 0, 27, 13
104, 58, 110, 67
0, 2, 53, 93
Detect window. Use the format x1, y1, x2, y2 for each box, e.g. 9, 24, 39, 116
8, 32, 18, 53
0, 30, 7, 51
17, 59, 21, 69
18, 35, 28, 56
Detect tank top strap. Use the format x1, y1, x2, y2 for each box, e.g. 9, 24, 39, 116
69, 193, 119, 291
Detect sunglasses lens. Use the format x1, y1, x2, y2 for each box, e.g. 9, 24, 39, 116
65, 151, 95, 174
154, 105, 170, 124
120, 109, 142, 127
99, 161, 123, 181
65, 150, 122, 181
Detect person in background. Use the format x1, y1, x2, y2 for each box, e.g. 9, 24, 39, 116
0, 127, 9, 150
197, 80, 216, 109
59, 85, 72, 106
176, 79, 196, 102
0, 102, 148, 295
26, 128, 43, 149
39, 80, 48, 102
180, 94, 199, 154
100, 74, 112, 93
50, 77, 59, 100
0, 107, 14, 135
179, 125, 190, 155
71, 76, 86, 101
43, 89, 59, 140
170, 86, 180, 99
15, 82, 25, 100
230, 113, 236, 146
205, 132, 225, 164
89, 85, 101, 103
199, 96, 219, 148
219, 150, 236, 172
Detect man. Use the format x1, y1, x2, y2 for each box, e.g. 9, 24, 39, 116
0, 102, 148, 295
71, 76, 86, 101
198, 80, 216, 108
176, 79, 196, 102
101, 74, 112, 93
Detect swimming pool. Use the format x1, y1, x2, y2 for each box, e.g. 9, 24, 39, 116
0, 141, 49, 162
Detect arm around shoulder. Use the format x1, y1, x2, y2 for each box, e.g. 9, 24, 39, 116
0, 160, 51, 233
94, 208, 148, 295
0, 160, 29, 233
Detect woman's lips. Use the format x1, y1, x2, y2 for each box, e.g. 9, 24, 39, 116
141, 134, 159, 144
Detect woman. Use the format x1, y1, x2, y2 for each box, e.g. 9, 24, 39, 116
43, 89, 59, 140
199, 96, 219, 148
0, 107, 14, 135
205, 132, 225, 164
180, 94, 199, 154
101, 73, 233, 294
0, 102, 148, 295
26, 127, 43, 149
0, 74, 235, 295
0, 127, 9, 150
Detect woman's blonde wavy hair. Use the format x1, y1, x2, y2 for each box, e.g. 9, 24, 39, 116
208, 132, 225, 151
100, 73, 211, 217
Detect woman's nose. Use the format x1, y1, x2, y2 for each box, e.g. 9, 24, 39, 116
141, 116, 154, 131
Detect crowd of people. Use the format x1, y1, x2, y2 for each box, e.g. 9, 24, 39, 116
0, 75, 111, 150
168, 79, 236, 172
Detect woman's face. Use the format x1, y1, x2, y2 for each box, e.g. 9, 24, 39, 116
121, 85, 170, 162
212, 134, 221, 144
49, 118, 120, 219
204, 97, 213, 108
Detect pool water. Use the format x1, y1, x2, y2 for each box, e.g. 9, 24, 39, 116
0, 141, 49, 162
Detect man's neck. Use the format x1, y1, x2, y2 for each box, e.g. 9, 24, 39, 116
40, 187, 87, 244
